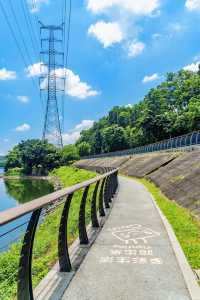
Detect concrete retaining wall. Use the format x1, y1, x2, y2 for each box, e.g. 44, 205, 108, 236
75, 150, 200, 218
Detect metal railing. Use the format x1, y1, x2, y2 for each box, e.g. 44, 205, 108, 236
0, 167, 118, 300
83, 130, 200, 159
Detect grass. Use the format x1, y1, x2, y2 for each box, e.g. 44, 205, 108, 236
0, 166, 96, 300
138, 178, 200, 270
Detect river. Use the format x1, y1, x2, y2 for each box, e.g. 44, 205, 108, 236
0, 176, 54, 252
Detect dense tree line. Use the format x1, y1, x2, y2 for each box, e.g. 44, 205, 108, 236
5, 140, 82, 175
76, 69, 200, 155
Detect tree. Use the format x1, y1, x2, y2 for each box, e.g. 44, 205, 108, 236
76, 69, 200, 154
5, 139, 61, 175
101, 125, 127, 153
77, 142, 91, 157
61, 145, 80, 164
5, 146, 21, 171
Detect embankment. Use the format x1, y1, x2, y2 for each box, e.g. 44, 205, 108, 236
75, 150, 200, 218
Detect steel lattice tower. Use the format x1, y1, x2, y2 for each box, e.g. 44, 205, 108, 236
40, 24, 65, 148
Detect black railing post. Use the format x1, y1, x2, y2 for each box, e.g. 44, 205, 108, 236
108, 175, 113, 203
91, 181, 100, 228
104, 176, 110, 209
79, 186, 90, 245
17, 208, 42, 300
58, 193, 74, 272
110, 174, 114, 199
99, 178, 106, 217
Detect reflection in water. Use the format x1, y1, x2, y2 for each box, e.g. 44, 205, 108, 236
4, 178, 54, 204
0, 178, 54, 252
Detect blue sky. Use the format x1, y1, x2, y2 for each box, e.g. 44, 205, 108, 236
0, 0, 200, 154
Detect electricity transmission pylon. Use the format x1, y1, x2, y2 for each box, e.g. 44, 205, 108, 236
39, 23, 65, 148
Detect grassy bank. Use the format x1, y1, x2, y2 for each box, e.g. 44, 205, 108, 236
138, 178, 200, 271
0, 166, 96, 300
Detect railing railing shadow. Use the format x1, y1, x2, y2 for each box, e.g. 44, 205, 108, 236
0, 167, 119, 300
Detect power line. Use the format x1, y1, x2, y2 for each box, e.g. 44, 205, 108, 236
61, 0, 72, 132
0, 0, 38, 90
0, 0, 44, 118
8, 0, 35, 69
20, 0, 40, 61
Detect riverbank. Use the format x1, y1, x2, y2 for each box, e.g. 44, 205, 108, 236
0, 166, 96, 300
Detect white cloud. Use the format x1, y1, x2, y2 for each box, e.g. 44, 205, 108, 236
17, 96, 29, 103
183, 61, 200, 72
26, 62, 46, 77
88, 21, 123, 48
62, 131, 81, 145
0, 68, 16, 80
185, 0, 200, 11
41, 68, 100, 99
28, 0, 49, 13
127, 40, 145, 58
62, 120, 94, 145
142, 73, 160, 83
87, 0, 160, 16
74, 120, 94, 131
15, 123, 31, 132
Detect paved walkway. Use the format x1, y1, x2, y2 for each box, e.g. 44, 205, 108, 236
62, 176, 197, 300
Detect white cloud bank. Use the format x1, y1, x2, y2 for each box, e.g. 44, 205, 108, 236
185, 0, 200, 11
17, 96, 29, 103
26, 63, 99, 99
15, 123, 31, 132
62, 120, 94, 145
142, 73, 160, 83
56, 68, 100, 99
183, 61, 200, 72
26, 62, 46, 77
0, 68, 16, 80
87, 0, 160, 16
88, 21, 123, 48
127, 41, 145, 58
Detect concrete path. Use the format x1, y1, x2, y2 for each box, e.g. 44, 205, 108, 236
62, 176, 197, 300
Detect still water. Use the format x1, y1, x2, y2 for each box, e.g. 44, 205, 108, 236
0, 177, 54, 251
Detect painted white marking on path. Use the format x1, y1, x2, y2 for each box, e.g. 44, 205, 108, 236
110, 224, 160, 245
99, 224, 163, 265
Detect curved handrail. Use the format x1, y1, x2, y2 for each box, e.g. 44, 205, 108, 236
0, 167, 119, 300
0, 168, 118, 226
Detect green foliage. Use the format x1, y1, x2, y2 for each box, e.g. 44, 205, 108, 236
139, 178, 200, 269
5, 167, 23, 176
0, 167, 96, 300
76, 70, 200, 154
60, 144, 80, 164
77, 141, 91, 157
5, 147, 21, 171
5, 139, 61, 175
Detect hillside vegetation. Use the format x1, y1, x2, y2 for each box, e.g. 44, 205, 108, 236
76, 69, 200, 155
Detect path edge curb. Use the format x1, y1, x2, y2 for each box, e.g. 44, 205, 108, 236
143, 184, 200, 300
